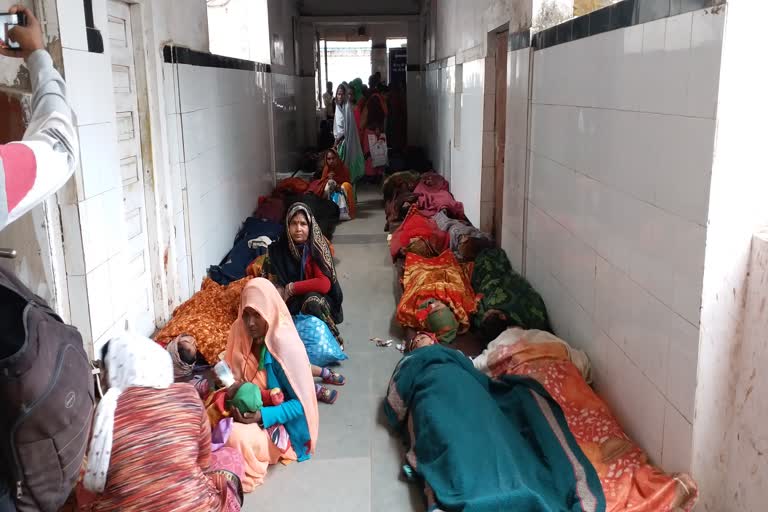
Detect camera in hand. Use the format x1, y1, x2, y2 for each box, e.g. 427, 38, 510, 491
0, 12, 27, 50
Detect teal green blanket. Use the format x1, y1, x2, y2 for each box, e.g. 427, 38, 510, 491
384, 345, 604, 512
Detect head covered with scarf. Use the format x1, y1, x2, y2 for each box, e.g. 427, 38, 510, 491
265, 202, 344, 322
405, 332, 438, 353
165, 333, 197, 381
84, 333, 174, 492
224, 278, 319, 458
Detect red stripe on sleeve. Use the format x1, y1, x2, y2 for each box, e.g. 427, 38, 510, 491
0, 143, 37, 211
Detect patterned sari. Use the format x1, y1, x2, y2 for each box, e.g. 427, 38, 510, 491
478, 334, 698, 512
396, 250, 477, 334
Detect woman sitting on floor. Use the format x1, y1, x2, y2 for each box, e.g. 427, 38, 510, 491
78, 333, 244, 512
308, 148, 356, 219
262, 203, 345, 349
223, 278, 319, 491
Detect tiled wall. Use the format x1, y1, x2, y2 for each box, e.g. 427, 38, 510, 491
165, 62, 275, 297
57, 0, 132, 352
423, 59, 486, 228
451, 59, 484, 228
525, 8, 724, 471
500, 47, 532, 271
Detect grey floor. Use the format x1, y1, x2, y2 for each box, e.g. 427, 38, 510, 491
242, 187, 423, 511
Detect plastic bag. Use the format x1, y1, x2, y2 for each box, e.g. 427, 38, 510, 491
331, 191, 351, 221
293, 314, 348, 366
368, 132, 388, 167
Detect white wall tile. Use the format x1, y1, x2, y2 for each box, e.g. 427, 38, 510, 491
177, 64, 216, 113
528, 204, 596, 316
58, 0, 88, 51
166, 114, 183, 165
687, 9, 725, 119
593, 331, 666, 464
108, 254, 128, 324
63, 49, 115, 126
78, 188, 126, 273
661, 404, 693, 473
665, 315, 699, 422
85, 261, 113, 339
66, 274, 92, 343
170, 163, 184, 216
77, 123, 121, 200
163, 63, 179, 115
595, 257, 670, 392
60, 203, 85, 276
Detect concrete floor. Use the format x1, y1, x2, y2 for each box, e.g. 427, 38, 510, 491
242, 187, 423, 511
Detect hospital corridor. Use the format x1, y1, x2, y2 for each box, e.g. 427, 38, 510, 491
0, 1, 765, 511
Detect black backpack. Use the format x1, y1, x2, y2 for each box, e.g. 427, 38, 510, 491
0, 267, 95, 511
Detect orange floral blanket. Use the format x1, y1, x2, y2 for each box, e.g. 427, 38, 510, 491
483, 338, 698, 512
155, 277, 250, 363
396, 250, 477, 333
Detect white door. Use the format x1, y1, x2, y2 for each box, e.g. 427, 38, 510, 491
108, 1, 156, 336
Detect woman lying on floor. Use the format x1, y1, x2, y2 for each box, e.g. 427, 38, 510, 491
384, 332, 605, 512
309, 148, 356, 219
263, 203, 346, 347
222, 278, 319, 491
471, 248, 553, 343
77, 334, 244, 512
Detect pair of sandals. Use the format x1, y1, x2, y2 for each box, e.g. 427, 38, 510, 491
316, 368, 345, 404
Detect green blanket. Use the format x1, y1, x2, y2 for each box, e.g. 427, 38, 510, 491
384, 345, 604, 512
472, 248, 553, 333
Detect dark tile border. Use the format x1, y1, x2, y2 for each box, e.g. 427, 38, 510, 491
532, 0, 719, 51
163, 45, 271, 73
508, 30, 532, 52
83, 0, 104, 53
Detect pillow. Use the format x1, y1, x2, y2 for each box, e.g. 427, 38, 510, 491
293, 314, 348, 367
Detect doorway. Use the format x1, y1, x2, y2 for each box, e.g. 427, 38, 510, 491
107, 0, 157, 336
493, 30, 508, 244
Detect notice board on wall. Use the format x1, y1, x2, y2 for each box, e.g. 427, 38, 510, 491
388, 47, 407, 86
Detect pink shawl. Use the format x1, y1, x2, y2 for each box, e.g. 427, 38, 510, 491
413, 172, 465, 218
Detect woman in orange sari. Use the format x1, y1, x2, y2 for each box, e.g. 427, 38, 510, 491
308, 149, 356, 218
223, 278, 319, 492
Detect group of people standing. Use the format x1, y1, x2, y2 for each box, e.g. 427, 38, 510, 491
322, 73, 407, 184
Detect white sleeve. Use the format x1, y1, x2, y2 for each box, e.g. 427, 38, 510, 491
0, 50, 78, 230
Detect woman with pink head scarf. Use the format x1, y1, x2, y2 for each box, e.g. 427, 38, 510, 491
223, 278, 319, 492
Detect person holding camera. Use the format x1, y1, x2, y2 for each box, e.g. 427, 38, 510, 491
0, 4, 78, 231
1, 5, 82, 512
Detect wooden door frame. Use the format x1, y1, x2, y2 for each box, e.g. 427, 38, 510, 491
116, 0, 177, 327
493, 29, 508, 244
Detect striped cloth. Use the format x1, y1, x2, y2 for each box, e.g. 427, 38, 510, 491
81, 384, 237, 512
0, 50, 78, 231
